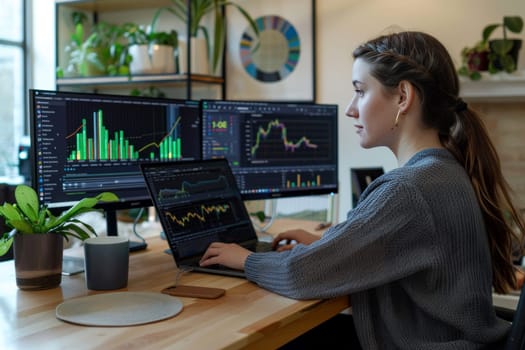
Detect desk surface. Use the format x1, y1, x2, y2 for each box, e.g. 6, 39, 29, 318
0, 219, 349, 350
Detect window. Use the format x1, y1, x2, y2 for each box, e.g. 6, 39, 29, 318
0, 0, 26, 178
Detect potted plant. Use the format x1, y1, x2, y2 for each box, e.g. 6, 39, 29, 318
151, 0, 259, 75
0, 185, 118, 290
124, 23, 178, 75
57, 11, 103, 77
483, 15, 523, 73
458, 40, 490, 80
57, 12, 132, 78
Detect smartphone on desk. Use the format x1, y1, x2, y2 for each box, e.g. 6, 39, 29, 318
62, 256, 85, 275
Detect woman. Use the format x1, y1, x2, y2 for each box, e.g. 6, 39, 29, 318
200, 31, 525, 349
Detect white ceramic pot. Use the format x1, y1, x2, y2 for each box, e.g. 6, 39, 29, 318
129, 44, 176, 75
178, 37, 210, 75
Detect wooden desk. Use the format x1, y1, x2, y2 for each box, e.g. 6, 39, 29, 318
0, 221, 349, 350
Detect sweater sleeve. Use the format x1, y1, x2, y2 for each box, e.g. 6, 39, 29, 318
244, 177, 440, 299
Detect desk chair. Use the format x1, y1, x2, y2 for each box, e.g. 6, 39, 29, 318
350, 167, 384, 208
504, 283, 525, 350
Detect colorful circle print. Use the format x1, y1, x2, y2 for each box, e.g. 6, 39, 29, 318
240, 15, 301, 82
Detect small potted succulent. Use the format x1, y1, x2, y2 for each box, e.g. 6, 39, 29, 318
0, 185, 118, 290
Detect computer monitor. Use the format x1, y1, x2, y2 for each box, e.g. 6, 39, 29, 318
201, 100, 338, 200
29, 89, 201, 235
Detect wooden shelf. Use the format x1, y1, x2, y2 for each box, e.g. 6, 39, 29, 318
57, 74, 224, 90
55, 0, 173, 12
55, 0, 225, 99
460, 71, 525, 102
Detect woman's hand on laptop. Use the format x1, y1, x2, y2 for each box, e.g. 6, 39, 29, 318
199, 242, 251, 270
272, 229, 320, 252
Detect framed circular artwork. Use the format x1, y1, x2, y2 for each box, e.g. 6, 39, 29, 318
240, 15, 301, 83
226, 0, 315, 101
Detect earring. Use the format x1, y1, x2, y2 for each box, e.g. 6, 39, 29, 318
391, 109, 401, 130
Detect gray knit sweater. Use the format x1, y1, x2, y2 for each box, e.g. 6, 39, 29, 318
245, 148, 510, 349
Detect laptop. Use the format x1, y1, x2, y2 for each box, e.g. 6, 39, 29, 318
140, 158, 272, 278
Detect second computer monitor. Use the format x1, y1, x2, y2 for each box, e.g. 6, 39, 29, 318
201, 100, 338, 199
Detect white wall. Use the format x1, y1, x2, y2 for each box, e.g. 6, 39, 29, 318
316, 0, 525, 221
30, 0, 55, 90
30, 0, 525, 222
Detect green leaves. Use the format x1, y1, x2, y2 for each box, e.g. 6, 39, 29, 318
0, 185, 118, 255
482, 24, 500, 43
152, 0, 259, 74
149, 30, 178, 46
14, 185, 39, 222
0, 230, 14, 256
482, 16, 523, 42
504, 16, 524, 34
490, 39, 515, 55
250, 211, 267, 223
477, 16, 523, 75
48, 192, 119, 231
0, 203, 23, 223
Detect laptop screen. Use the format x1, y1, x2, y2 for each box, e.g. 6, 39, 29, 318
140, 159, 258, 262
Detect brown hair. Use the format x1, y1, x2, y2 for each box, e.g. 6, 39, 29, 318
353, 31, 524, 293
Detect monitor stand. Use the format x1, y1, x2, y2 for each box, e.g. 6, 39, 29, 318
105, 208, 148, 252
250, 199, 277, 233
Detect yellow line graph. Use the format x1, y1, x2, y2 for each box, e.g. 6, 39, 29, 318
137, 116, 182, 153
166, 203, 231, 227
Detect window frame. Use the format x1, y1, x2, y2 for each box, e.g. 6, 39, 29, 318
0, 0, 29, 178
0, 0, 28, 132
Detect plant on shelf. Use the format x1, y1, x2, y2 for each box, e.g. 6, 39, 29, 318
124, 23, 178, 47
57, 11, 99, 77
458, 40, 490, 80
151, 31, 179, 47
458, 15, 523, 80
483, 15, 523, 74
0, 185, 118, 290
151, 0, 259, 74
124, 23, 178, 75
57, 11, 132, 78
94, 21, 134, 76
